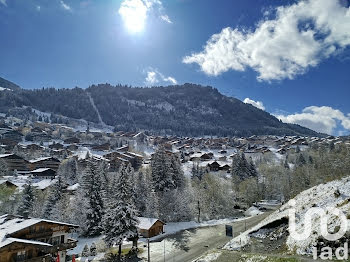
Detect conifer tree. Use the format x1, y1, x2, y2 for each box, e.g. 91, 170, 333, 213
82, 161, 105, 236
103, 164, 138, 258
17, 183, 35, 217
42, 177, 63, 219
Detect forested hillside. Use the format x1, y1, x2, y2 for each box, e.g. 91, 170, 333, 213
0, 79, 321, 137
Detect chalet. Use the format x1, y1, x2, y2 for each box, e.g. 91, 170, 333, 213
66, 144, 78, 151
104, 151, 143, 170
31, 168, 56, 180
0, 154, 28, 171
276, 148, 287, 154
64, 137, 80, 144
49, 143, 64, 150
0, 214, 78, 262
137, 217, 165, 238
26, 144, 45, 152
29, 157, 60, 171
30, 128, 51, 142
208, 161, 221, 171
220, 164, 231, 172
91, 143, 111, 151
0, 129, 23, 143
115, 145, 129, 152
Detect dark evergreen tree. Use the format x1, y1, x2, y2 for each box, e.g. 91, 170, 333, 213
42, 177, 64, 219
81, 161, 105, 236
103, 164, 139, 258
17, 183, 35, 217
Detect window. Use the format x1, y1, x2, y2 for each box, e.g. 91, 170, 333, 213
16, 250, 26, 262
51, 236, 61, 246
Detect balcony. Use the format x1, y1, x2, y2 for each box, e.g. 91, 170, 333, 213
23, 255, 53, 262
46, 239, 78, 253
26, 230, 53, 239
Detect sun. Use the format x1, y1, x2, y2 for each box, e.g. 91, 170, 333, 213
119, 0, 148, 33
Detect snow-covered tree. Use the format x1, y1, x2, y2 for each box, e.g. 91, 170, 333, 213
133, 171, 149, 215
81, 161, 105, 236
103, 164, 138, 258
232, 153, 257, 180
151, 147, 173, 192
151, 147, 186, 192
81, 244, 90, 257
57, 158, 78, 185
42, 178, 63, 219
0, 159, 9, 177
90, 242, 97, 256
17, 183, 35, 217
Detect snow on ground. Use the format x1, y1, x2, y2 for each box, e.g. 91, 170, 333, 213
146, 217, 248, 242
68, 235, 104, 255
192, 251, 222, 262
244, 206, 263, 217
224, 176, 350, 255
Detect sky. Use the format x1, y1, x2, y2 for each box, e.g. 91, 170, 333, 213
0, 0, 350, 135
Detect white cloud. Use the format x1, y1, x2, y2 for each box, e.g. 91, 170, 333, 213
183, 0, 350, 81
118, 0, 171, 33
36, 5, 41, 11
60, 0, 72, 11
243, 98, 265, 110
145, 69, 177, 85
276, 106, 350, 135
0, 0, 6, 6
160, 14, 172, 24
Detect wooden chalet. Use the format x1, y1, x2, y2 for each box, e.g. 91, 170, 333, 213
104, 151, 143, 170
0, 154, 28, 171
63, 137, 80, 144
28, 157, 60, 171
137, 217, 165, 238
30, 168, 56, 180
0, 129, 23, 143
0, 214, 78, 262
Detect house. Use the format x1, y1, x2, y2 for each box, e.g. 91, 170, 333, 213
0, 214, 78, 262
91, 143, 111, 151
64, 137, 80, 144
104, 151, 143, 170
0, 154, 28, 171
0, 129, 23, 143
30, 168, 56, 180
137, 217, 165, 238
208, 161, 221, 171
29, 157, 61, 171
49, 143, 64, 150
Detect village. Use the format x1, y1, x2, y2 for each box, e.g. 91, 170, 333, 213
1, 113, 350, 262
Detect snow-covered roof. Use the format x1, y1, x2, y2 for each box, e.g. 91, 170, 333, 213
0, 214, 79, 248
0, 153, 14, 158
137, 217, 165, 230
32, 179, 57, 190
31, 168, 53, 173
29, 157, 57, 163
0, 216, 54, 249
67, 183, 80, 191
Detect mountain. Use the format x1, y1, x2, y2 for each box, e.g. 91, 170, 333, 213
0, 78, 321, 137
0, 77, 21, 91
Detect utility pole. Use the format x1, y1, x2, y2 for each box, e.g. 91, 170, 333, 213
163, 239, 166, 262
148, 238, 151, 262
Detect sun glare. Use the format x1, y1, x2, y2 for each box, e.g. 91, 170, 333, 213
119, 0, 147, 33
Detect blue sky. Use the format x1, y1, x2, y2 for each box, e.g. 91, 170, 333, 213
0, 0, 350, 135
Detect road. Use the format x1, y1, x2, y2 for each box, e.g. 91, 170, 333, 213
144, 213, 270, 262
